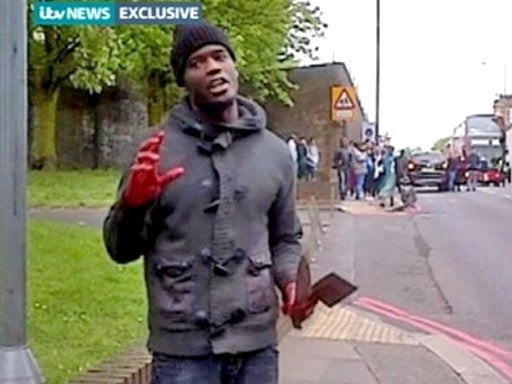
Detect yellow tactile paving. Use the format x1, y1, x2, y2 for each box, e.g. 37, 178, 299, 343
298, 304, 419, 345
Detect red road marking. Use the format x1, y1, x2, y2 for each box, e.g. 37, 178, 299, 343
354, 296, 512, 380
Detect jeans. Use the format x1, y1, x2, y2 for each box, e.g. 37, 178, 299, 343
337, 168, 348, 199
355, 174, 366, 199
150, 345, 278, 384
466, 170, 478, 190
448, 170, 457, 191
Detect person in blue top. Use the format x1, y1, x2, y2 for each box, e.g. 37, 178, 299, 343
377, 145, 397, 207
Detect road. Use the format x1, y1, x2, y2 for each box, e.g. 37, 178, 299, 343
349, 185, 512, 354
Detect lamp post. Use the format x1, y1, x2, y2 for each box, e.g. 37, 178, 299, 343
375, 0, 380, 141
0, 1, 44, 383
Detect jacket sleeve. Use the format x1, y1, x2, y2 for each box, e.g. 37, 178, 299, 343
102, 171, 153, 264
103, 129, 162, 264
268, 157, 303, 291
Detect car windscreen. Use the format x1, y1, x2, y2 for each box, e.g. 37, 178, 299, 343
410, 153, 444, 164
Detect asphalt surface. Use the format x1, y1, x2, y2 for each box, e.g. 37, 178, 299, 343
348, 185, 512, 353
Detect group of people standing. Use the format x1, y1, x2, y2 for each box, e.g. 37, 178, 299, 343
287, 134, 321, 181
332, 138, 404, 207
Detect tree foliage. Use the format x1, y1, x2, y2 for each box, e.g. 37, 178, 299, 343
28, 1, 124, 168
27, 0, 327, 167
204, 0, 326, 105
431, 136, 451, 151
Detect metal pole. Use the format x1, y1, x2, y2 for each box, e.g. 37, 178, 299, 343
0, 1, 44, 383
375, 0, 381, 141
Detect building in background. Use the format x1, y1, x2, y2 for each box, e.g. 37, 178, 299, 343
493, 95, 512, 167
263, 62, 368, 181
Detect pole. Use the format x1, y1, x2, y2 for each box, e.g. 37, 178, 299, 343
375, 0, 381, 141
0, 1, 44, 383
504, 64, 507, 96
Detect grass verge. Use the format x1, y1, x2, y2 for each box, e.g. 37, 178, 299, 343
28, 219, 146, 384
28, 169, 122, 208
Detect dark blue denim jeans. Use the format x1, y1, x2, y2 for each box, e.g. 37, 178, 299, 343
150, 345, 278, 384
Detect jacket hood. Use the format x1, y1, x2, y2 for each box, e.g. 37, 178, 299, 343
169, 95, 267, 138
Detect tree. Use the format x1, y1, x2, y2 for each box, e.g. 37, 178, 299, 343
29, 1, 123, 169
116, 0, 327, 125
115, 24, 185, 126
28, 0, 326, 167
205, 0, 327, 106
431, 137, 451, 152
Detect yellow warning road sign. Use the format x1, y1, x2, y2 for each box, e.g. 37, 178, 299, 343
331, 86, 357, 121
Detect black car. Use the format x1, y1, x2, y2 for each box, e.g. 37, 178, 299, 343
405, 152, 447, 190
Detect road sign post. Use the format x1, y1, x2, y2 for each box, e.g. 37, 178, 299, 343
0, 1, 44, 383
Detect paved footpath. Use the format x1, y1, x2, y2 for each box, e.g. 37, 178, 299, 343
30, 206, 510, 384
280, 202, 510, 384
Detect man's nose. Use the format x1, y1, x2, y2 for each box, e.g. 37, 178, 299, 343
205, 57, 222, 74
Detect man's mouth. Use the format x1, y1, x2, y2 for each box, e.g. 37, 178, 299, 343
207, 78, 229, 95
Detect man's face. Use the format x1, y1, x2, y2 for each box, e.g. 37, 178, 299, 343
183, 44, 238, 108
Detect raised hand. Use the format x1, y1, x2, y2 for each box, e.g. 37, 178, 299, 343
122, 131, 185, 207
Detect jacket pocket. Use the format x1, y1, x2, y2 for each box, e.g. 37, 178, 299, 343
152, 257, 197, 330
246, 250, 276, 314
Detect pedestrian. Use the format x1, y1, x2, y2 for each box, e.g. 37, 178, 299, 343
305, 137, 320, 182
394, 149, 407, 193
350, 142, 368, 200
364, 143, 376, 197
286, 133, 298, 167
377, 145, 397, 207
332, 137, 351, 200
103, 21, 314, 384
296, 137, 308, 180
446, 153, 459, 192
466, 150, 480, 191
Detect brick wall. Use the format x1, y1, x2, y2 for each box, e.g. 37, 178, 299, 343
261, 62, 366, 182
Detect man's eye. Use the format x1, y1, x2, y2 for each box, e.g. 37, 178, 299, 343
215, 52, 227, 61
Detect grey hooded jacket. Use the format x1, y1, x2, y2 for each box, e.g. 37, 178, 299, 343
103, 96, 302, 357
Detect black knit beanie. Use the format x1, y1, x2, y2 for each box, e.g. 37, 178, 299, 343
170, 22, 236, 87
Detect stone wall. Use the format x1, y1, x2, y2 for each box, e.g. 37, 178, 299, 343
54, 83, 148, 169
49, 62, 366, 171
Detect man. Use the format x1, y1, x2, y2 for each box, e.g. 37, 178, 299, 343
466, 149, 480, 191
394, 149, 407, 193
296, 136, 308, 179
446, 152, 460, 192
103, 22, 311, 384
332, 137, 351, 200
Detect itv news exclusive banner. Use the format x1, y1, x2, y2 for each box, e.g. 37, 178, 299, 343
33, 2, 202, 25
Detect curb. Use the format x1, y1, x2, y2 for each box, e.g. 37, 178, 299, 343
350, 304, 510, 384
415, 334, 510, 384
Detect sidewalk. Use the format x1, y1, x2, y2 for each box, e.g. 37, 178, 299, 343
279, 211, 509, 384
334, 197, 415, 216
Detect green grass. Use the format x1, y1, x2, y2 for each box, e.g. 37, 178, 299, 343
28, 219, 147, 384
28, 169, 122, 208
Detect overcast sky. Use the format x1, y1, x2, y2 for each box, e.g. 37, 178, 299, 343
302, 0, 512, 150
